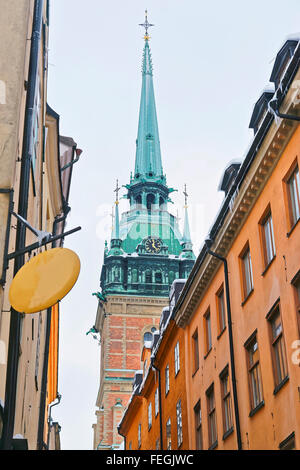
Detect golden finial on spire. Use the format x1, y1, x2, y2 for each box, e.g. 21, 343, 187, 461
139, 9, 154, 41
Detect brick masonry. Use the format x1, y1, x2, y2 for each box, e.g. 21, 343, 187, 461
93, 295, 168, 449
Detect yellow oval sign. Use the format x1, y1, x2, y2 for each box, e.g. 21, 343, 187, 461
9, 247, 80, 314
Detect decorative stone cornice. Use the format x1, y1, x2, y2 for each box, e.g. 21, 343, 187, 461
175, 69, 300, 328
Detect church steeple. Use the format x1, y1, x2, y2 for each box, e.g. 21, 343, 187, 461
133, 12, 164, 184
101, 12, 195, 297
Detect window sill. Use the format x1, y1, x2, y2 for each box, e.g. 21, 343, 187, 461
208, 440, 218, 450
241, 288, 254, 307
261, 255, 276, 276
204, 348, 212, 360
223, 427, 234, 441
249, 400, 264, 417
217, 327, 226, 340
287, 217, 300, 238
273, 375, 289, 395
192, 367, 199, 378
175, 369, 180, 378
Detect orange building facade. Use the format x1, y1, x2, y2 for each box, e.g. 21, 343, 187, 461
118, 282, 189, 451
118, 37, 300, 451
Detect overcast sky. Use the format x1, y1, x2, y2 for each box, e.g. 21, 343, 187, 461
47, 0, 300, 450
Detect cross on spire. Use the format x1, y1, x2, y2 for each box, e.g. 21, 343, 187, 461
114, 179, 121, 204
183, 184, 188, 208
139, 9, 154, 40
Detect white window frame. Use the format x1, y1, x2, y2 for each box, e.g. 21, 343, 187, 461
174, 341, 180, 376
148, 402, 152, 430
155, 387, 159, 416
176, 399, 183, 447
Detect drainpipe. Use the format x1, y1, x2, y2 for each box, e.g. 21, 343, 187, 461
151, 362, 163, 451
1, 0, 44, 450
205, 238, 242, 451
60, 147, 83, 171
117, 430, 126, 451
269, 97, 300, 122
36, 306, 52, 450
47, 393, 61, 449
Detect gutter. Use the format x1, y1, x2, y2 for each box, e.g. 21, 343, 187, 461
1, 0, 45, 450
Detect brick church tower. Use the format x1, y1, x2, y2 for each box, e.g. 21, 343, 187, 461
92, 12, 195, 450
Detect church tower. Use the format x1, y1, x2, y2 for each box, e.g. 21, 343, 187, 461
92, 12, 195, 450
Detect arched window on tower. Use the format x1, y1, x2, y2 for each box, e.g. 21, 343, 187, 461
136, 195, 142, 208
147, 194, 155, 211
132, 269, 138, 283
155, 271, 162, 284
169, 271, 175, 284
159, 196, 165, 210
145, 270, 152, 284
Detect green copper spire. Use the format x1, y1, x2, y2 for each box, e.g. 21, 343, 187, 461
99, 13, 195, 298
134, 13, 164, 182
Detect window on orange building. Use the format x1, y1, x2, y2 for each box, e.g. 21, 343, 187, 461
192, 329, 199, 373
260, 209, 276, 269
166, 418, 171, 450
245, 333, 264, 412
294, 276, 300, 305
206, 384, 217, 448
128, 441, 132, 450
267, 304, 288, 390
148, 402, 152, 430
165, 364, 170, 395
291, 270, 300, 337
138, 423, 141, 448
220, 366, 233, 437
194, 400, 203, 450
174, 341, 180, 376
216, 286, 226, 335
155, 438, 160, 450
204, 309, 212, 354
155, 387, 159, 417
176, 399, 183, 448
279, 432, 296, 450
286, 164, 300, 228
240, 243, 254, 301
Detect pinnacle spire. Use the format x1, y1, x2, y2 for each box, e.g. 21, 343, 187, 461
182, 185, 192, 244
111, 180, 121, 246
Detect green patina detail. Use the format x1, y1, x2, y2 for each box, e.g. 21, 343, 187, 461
99, 37, 195, 297
92, 292, 107, 302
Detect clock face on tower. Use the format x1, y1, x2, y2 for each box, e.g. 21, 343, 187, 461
145, 237, 163, 254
